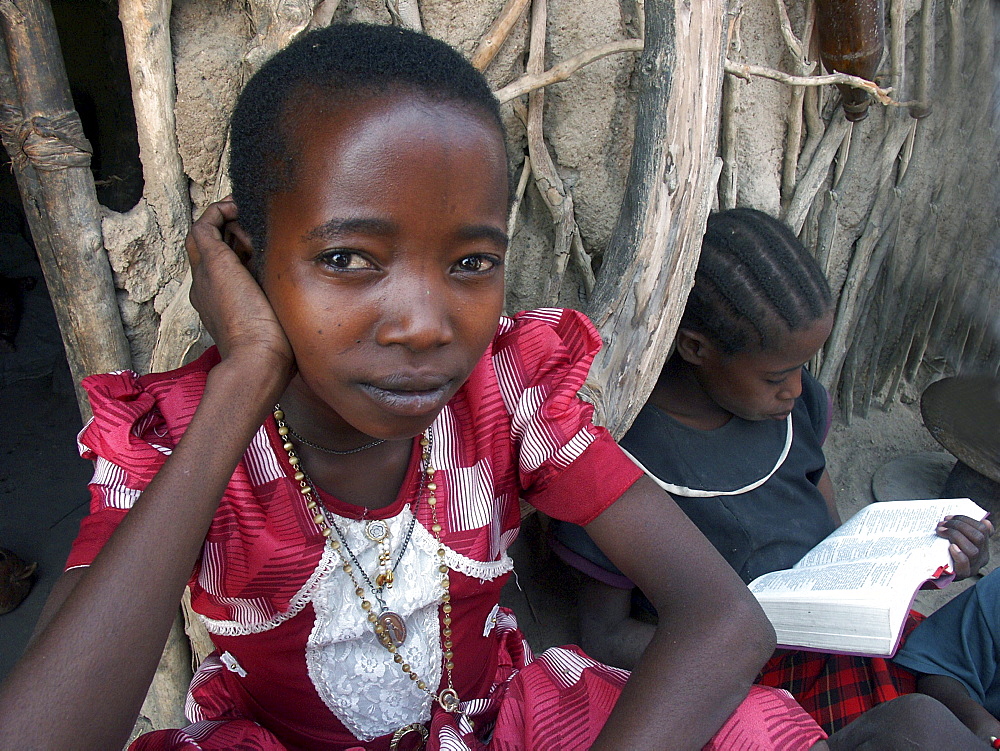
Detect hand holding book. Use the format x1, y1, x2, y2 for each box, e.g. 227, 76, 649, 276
935, 513, 994, 580
747, 498, 990, 657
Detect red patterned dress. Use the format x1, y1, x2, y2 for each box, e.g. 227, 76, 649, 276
67, 309, 825, 751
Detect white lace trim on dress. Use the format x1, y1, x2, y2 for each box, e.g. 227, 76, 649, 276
306, 505, 444, 741
198, 546, 338, 636
411, 521, 514, 581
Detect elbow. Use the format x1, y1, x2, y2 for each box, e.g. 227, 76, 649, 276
719, 593, 776, 676
742, 596, 777, 666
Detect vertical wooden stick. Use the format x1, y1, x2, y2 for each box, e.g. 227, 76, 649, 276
0, 0, 131, 416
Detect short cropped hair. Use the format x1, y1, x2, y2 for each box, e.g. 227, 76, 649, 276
680, 208, 834, 354
229, 23, 505, 261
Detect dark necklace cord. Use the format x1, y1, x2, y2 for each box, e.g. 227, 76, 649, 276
276, 404, 385, 455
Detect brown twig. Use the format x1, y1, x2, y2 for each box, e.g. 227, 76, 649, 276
778, 0, 815, 207
494, 39, 643, 103
889, 0, 907, 94
719, 1, 743, 210
522, 0, 595, 304
724, 60, 894, 104
774, 0, 810, 66
471, 0, 531, 71
507, 155, 531, 239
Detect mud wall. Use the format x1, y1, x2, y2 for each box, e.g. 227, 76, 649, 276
82, 0, 1000, 415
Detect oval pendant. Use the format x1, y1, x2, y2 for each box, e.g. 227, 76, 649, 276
366, 519, 390, 542
377, 610, 407, 646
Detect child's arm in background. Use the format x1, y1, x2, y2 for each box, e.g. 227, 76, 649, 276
818, 469, 841, 525
0, 202, 295, 751
577, 579, 652, 671
915, 673, 1000, 743
586, 475, 776, 751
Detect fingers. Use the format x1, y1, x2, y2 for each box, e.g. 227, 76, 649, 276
224, 221, 254, 266
937, 515, 993, 580
186, 198, 241, 269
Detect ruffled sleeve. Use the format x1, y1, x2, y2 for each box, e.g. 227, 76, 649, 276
65, 351, 217, 570
494, 308, 642, 526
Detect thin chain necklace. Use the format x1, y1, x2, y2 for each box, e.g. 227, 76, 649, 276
274, 404, 385, 455
273, 407, 462, 718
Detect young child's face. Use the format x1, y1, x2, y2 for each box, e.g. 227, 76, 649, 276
697, 313, 834, 422
260, 92, 509, 440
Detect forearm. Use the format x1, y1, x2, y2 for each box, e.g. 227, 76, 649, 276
0, 357, 285, 750
593, 595, 774, 750
917, 674, 1000, 741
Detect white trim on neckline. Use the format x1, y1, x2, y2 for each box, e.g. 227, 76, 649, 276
622, 413, 793, 498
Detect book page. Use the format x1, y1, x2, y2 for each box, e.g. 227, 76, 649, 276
794, 498, 985, 569
794, 531, 947, 570
749, 498, 985, 599
750, 557, 925, 595
838, 498, 983, 535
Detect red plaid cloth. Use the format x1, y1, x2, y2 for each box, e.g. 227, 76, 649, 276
757, 612, 924, 734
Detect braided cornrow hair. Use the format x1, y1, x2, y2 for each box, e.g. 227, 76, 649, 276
681, 208, 833, 355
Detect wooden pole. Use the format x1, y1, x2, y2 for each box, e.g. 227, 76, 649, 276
0, 0, 130, 417
584, 0, 726, 438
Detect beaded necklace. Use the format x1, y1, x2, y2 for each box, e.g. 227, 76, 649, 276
272, 407, 462, 718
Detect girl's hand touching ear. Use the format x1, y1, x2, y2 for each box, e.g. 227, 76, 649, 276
937, 515, 994, 580
187, 198, 295, 382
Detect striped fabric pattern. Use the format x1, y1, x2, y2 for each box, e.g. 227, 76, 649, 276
71, 309, 830, 750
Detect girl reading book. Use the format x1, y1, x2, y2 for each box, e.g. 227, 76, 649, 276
550, 207, 993, 734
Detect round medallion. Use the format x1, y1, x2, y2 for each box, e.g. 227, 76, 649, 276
366, 519, 390, 542
377, 609, 407, 646
389, 722, 428, 751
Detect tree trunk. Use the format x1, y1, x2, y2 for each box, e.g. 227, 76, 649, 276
583, 0, 726, 438
117, 0, 198, 374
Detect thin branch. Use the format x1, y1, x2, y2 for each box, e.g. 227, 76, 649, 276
523, 0, 594, 305
724, 60, 894, 104
471, 0, 531, 71
719, 1, 743, 210
494, 39, 643, 103
832, 120, 853, 187
911, 0, 935, 118
719, 75, 740, 210
507, 155, 531, 239
890, 0, 907, 94
774, 0, 808, 65
384, 0, 421, 30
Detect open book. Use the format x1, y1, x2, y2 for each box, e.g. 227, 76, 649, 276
747, 497, 988, 657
